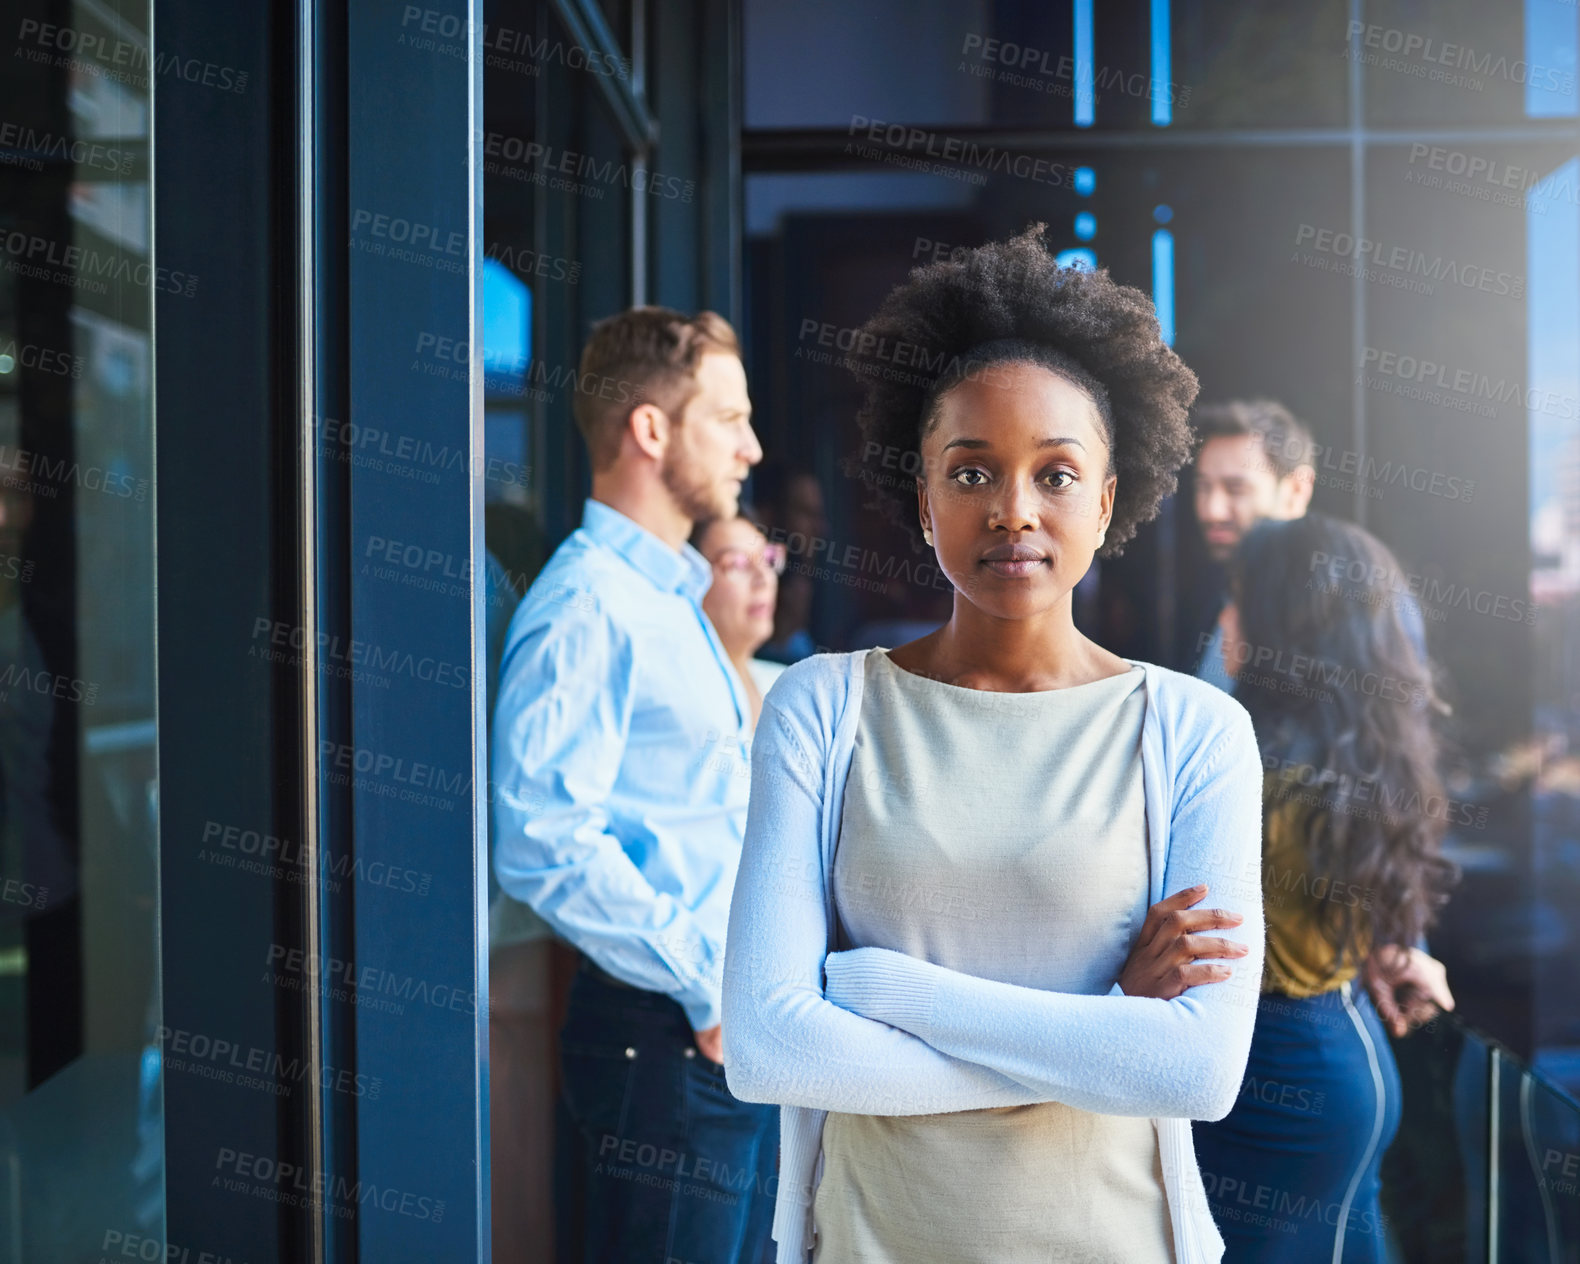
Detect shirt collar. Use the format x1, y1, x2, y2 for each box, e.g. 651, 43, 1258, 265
581, 499, 713, 602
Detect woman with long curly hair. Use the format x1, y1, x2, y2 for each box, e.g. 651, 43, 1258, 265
721, 225, 1267, 1263
1194, 513, 1458, 1263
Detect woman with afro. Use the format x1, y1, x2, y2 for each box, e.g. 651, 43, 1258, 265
722, 225, 1266, 1263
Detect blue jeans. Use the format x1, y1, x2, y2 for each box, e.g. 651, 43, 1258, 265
554, 963, 780, 1264
1193, 983, 1403, 1263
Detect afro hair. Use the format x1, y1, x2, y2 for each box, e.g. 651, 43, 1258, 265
842, 223, 1199, 558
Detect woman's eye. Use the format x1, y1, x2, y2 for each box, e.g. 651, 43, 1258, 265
1043, 470, 1076, 489
951, 468, 988, 487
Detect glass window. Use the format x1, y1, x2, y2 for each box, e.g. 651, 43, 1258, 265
0, 1, 159, 1258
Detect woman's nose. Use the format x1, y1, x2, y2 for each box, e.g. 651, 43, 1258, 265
988, 480, 1039, 531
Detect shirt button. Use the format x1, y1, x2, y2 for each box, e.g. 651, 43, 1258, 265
683, 1046, 696, 1059
624, 1047, 637, 1060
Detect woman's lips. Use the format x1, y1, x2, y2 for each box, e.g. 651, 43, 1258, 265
979, 543, 1048, 578
981, 557, 1047, 577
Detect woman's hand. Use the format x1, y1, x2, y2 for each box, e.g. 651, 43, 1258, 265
1117, 885, 1249, 1000
1364, 945, 1454, 1037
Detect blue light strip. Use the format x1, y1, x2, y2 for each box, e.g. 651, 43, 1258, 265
1526, 0, 1578, 118
1074, 0, 1095, 127
1151, 0, 1171, 126
1152, 228, 1175, 346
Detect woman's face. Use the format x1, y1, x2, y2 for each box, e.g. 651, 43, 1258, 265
1218, 599, 1244, 679
917, 361, 1115, 622
698, 517, 780, 658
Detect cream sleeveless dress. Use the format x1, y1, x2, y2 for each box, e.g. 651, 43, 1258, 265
811, 649, 1174, 1264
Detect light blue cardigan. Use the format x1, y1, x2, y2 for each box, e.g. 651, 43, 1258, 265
722, 649, 1266, 1263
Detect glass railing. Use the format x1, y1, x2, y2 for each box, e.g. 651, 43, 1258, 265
1384, 1012, 1580, 1261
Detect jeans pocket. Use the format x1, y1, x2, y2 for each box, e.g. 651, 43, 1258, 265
560, 1040, 641, 1149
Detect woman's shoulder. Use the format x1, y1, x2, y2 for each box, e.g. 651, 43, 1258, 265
1133, 659, 1258, 749
761, 649, 870, 724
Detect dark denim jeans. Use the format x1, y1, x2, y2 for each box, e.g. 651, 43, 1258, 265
1194, 983, 1404, 1263
554, 963, 780, 1264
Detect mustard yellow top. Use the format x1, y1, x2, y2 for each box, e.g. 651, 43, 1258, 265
1260, 770, 1370, 998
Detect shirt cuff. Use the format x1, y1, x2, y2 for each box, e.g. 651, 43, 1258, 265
826, 949, 940, 1034
681, 990, 723, 1033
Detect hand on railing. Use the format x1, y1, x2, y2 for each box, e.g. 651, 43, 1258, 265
1363, 944, 1455, 1037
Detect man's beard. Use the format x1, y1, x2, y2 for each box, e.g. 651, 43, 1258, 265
661, 447, 734, 523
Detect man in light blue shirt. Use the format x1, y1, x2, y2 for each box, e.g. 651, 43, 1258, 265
491, 307, 774, 1263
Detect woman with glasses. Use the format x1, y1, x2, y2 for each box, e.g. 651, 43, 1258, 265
692, 513, 789, 726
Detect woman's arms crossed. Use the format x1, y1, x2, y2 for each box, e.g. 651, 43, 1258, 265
822, 703, 1266, 1120
722, 690, 1055, 1116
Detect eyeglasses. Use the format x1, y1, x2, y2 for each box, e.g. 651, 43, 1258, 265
712, 543, 787, 576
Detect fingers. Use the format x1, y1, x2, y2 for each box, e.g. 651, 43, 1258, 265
1175, 962, 1235, 990
1137, 885, 1210, 949
1170, 908, 1246, 934
1179, 934, 1251, 962
1367, 974, 1402, 1031
1154, 884, 1211, 912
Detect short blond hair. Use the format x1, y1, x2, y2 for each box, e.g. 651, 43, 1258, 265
573, 307, 741, 470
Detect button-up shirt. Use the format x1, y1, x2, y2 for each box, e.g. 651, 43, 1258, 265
491, 499, 752, 1030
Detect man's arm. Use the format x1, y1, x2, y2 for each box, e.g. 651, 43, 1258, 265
491, 593, 725, 1030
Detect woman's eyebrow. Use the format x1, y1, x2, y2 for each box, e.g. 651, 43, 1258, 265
940, 436, 1087, 452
